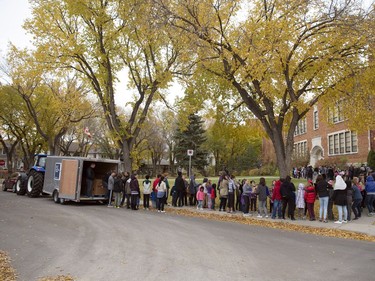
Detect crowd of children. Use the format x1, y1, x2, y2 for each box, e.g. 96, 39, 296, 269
104, 169, 375, 224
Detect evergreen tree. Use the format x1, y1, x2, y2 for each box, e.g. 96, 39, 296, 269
368, 150, 375, 170
174, 114, 208, 174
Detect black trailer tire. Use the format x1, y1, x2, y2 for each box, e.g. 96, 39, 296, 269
27, 170, 44, 198
16, 178, 26, 195
60, 198, 66, 204
53, 190, 59, 204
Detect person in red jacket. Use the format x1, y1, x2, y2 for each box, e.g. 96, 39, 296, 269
304, 180, 316, 221
271, 179, 282, 219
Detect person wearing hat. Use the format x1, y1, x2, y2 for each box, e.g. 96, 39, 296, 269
332, 175, 348, 224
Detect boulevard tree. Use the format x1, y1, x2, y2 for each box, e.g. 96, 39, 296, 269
154, 0, 373, 177
23, 0, 192, 171
4, 48, 95, 155
0, 86, 45, 170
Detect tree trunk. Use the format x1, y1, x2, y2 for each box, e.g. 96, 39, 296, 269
122, 141, 132, 173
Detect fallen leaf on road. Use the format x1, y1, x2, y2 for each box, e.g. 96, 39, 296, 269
165, 208, 375, 242
0, 250, 17, 281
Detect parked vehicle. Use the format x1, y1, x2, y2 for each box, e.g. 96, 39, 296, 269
2, 172, 22, 193
21, 155, 121, 204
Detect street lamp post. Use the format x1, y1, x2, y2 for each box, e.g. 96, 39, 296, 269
187, 149, 194, 179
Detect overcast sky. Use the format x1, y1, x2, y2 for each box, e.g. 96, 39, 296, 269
0, 0, 372, 106
0, 0, 31, 55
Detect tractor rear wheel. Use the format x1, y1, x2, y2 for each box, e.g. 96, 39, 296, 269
27, 170, 44, 198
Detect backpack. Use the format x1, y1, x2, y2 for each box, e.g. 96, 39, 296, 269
113, 177, 123, 192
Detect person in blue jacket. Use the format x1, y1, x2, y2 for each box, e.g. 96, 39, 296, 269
365, 175, 375, 216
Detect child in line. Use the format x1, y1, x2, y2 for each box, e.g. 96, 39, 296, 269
206, 182, 213, 210
211, 183, 217, 210
196, 186, 205, 210
296, 183, 305, 220
305, 180, 316, 221
170, 185, 177, 207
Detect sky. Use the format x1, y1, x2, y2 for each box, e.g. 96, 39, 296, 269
0, 0, 31, 54
0, 0, 373, 106
0, 0, 183, 107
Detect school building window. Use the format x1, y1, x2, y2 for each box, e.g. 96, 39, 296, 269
328, 102, 346, 124
313, 110, 319, 130
294, 118, 307, 136
293, 141, 307, 157
328, 131, 357, 155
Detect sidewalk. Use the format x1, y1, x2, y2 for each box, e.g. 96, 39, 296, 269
166, 205, 375, 237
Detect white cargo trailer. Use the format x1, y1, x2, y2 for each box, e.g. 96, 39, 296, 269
42, 156, 121, 204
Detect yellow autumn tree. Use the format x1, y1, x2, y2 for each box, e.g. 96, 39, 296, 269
5, 46, 95, 155
154, 0, 373, 177
23, 0, 192, 171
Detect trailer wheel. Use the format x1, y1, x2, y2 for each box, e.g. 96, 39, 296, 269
16, 178, 26, 195
27, 170, 44, 198
2, 183, 6, 191
60, 198, 66, 205
53, 190, 59, 204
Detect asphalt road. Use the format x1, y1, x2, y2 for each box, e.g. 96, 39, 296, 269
0, 191, 374, 281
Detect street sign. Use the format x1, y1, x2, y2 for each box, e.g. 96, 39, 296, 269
187, 149, 194, 156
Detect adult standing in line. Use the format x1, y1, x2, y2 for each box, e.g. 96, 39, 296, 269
227, 175, 236, 213
120, 171, 130, 207
242, 179, 252, 216
107, 171, 116, 207
315, 174, 329, 223
188, 174, 198, 206
280, 176, 296, 220
332, 175, 348, 224
352, 177, 363, 220
327, 179, 335, 221
174, 171, 185, 207
236, 179, 244, 212
86, 163, 96, 197
219, 174, 229, 212
345, 178, 353, 221
183, 175, 189, 206
113, 173, 123, 208
143, 175, 151, 210
156, 175, 167, 213
163, 174, 170, 206
250, 180, 257, 214
151, 174, 161, 209
256, 177, 269, 218
124, 175, 132, 209
130, 173, 140, 210
365, 175, 375, 216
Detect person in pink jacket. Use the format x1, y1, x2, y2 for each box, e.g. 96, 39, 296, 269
196, 186, 205, 210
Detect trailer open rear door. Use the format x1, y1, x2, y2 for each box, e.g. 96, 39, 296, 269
59, 159, 80, 201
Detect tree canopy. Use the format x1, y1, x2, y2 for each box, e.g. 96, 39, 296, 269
154, 0, 374, 177
22, 0, 192, 171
